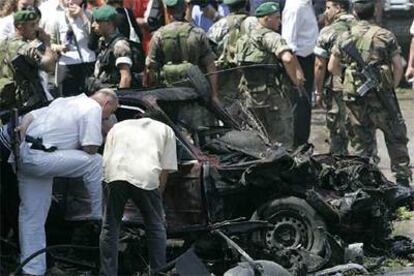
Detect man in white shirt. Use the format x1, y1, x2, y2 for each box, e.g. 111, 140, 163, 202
100, 115, 177, 275
17, 88, 118, 276
282, 0, 319, 147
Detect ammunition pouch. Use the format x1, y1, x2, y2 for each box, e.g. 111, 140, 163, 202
0, 81, 17, 109
343, 66, 364, 96
378, 64, 393, 91
160, 62, 195, 87
240, 64, 282, 91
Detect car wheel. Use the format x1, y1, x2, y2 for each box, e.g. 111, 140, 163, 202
251, 196, 327, 255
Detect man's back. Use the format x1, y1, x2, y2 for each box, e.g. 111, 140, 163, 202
26, 94, 102, 150
146, 21, 213, 70
103, 118, 177, 190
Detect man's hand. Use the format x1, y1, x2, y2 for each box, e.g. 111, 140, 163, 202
37, 28, 51, 46
296, 70, 305, 88
82, 145, 99, 155
51, 44, 68, 54
405, 66, 414, 81
314, 91, 324, 108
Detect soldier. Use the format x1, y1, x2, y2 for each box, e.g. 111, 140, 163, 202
0, 9, 55, 110
328, 0, 411, 186
91, 5, 134, 90
207, 0, 248, 106
314, 0, 353, 155
235, 2, 304, 149
146, 0, 218, 101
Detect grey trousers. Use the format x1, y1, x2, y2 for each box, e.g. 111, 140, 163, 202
99, 181, 166, 275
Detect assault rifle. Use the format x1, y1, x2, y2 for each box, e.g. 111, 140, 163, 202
11, 54, 48, 107
341, 41, 403, 122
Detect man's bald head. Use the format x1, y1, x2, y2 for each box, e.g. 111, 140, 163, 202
90, 88, 119, 119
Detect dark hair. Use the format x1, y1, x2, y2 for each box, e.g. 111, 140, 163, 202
167, 3, 186, 21
353, 2, 375, 20
328, 0, 350, 12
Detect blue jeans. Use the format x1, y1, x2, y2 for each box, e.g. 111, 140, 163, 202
99, 181, 166, 275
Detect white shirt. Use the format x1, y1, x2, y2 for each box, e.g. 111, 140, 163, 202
103, 118, 178, 190
0, 15, 15, 41
282, 0, 319, 57
26, 94, 103, 150
54, 10, 96, 65
410, 19, 414, 35
39, 0, 62, 36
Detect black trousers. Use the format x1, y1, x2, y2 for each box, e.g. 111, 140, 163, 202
99, 181, 167, 275
0, 140, 19, 242
294, 54, 315, 147
57, 62, 95, 97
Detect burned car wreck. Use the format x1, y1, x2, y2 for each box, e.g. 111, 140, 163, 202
112, 86, 414, 275
2, 85, 414, 275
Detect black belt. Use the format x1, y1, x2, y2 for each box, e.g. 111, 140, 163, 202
25, 135, 57, 152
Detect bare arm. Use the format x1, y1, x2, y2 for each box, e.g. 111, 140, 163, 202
159, 170, 169, 194
19, 113, 34, 140
314, 56, 327, 94
405, 37, 414, 80
391, 53, 403, 88
281, 51, 304, 87
81, 145, 99, 155
118, 64, 132, 88
205, 60, 219, 100
327, 54, 342, 76
38, 31, 57, 73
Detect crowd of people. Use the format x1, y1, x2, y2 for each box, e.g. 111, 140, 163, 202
0, 0, 414, 275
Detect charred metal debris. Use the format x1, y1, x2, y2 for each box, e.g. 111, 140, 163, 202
2, 87, 414, 275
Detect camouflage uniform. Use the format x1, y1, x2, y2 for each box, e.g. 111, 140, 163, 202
314, 12, 353, 155
0, 35, 44, 109
146, 21, 216, 128
94, 31, 133, 88
208, 13, 248, 106
236, 27, 294, 148
146, 21, 215, 81
332, 20, 411, 183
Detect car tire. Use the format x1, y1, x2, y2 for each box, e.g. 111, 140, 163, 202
251, 196, 327, 255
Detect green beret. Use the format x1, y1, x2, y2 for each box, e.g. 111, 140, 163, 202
223, 0, 245, 6
255, 2, 280, 17
163, 0, 185, 7
92, 5, 117, 21
14, 10, 39, 24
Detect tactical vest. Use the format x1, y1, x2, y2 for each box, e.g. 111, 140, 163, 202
158, 23, 196, 86
97, 34, 144, 88
343, 24, 394, 95
220, 14, 247, 68
236, 28, 282, 89
0, 38, 39, 109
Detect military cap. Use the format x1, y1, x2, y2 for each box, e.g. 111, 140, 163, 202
223, 0, 245, 6
14, 9, 39, 23
92, 5, 117, 21
255, 2, 280, 17
163, 0, 185, 7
